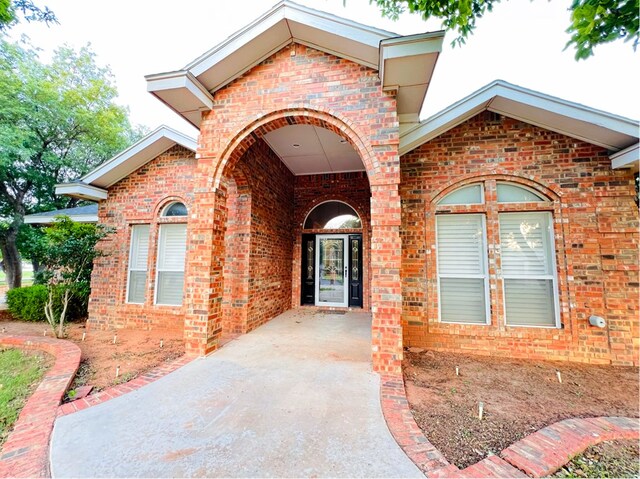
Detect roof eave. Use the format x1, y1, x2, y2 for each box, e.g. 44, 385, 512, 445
80, 126, 197, 189
611, 143, 639, 171
399, 80, 640, 156
379, 31, 445, 123
55, 183, 108, 202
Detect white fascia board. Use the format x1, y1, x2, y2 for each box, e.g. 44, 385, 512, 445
611, 143, 639, 169
146, 70, 213, 110
55, 183, 108, 201
399, 83, 496, 156
399, 80, 640, 156
186, 1, 393, 82
25, 214, 98, 224
81, 126, 197, 188
379, 31, 444, 83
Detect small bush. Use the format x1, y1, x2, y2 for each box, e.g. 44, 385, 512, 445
7, 283, 89, 322
6, 285, 48, 322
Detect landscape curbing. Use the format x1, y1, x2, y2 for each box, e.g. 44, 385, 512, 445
380, 371, 640, 478
0, 335, 81, 478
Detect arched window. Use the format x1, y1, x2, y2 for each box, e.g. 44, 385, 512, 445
304, 201, 361, 230
436, 181, 559, 327
161, 201, 188, 217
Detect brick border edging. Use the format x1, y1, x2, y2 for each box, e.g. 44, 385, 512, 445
380, 374, 455, 477
0, 335, 81, 478
57, 355, 193, 416
499, 416, 640, 477
380, 372, 640, 478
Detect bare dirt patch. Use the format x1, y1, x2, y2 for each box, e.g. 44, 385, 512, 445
0, 320, 184, 393
404, 350, 639, 469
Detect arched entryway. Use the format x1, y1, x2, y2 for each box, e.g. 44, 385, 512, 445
300, 200, 367, 309
186, 108, 403, 373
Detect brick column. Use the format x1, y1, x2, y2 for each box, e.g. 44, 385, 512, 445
183, 186, 227, 356
370, 180, 403, 374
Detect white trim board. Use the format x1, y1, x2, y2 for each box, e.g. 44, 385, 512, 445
399, 80, 639, 156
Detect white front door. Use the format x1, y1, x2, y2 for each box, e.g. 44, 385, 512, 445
315, 234, 349, 307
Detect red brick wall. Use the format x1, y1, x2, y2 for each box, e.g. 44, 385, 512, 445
292, 172, 371, 309
242, 140, 295, 331
400, 111, 639, 366
88, 145, 196, 332
188, 43, 403, 372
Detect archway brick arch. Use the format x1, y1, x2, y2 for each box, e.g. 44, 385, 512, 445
211, 108, 378, 191
185, 107, 404, 374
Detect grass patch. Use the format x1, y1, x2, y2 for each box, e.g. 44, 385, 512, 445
553, 440, 640, 478
0, 348, 50, 446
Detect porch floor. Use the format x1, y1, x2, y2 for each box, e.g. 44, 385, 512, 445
50, 309, 422, 478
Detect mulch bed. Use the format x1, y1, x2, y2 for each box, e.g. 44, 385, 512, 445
403, 350, 639, 469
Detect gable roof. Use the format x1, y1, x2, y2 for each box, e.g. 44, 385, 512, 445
399, 80, 639, 164
145, 1, 444, 127
24, 204, 99, 224
55, 126, 197, 201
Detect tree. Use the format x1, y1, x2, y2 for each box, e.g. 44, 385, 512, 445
0, 38, 138, 290
0, 0, 57, 31
37, 217, 110, 337
371, 0, 639, 59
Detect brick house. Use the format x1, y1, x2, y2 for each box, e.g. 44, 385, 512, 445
56, 1, 639, 372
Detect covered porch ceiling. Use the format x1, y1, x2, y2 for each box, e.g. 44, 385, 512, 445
263, 125, 364, 176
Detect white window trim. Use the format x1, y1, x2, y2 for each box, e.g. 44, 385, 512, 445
436, 213, 491, 325
125, 224, 149, 304
154, 223, 187, 306
499, 212, 561, 328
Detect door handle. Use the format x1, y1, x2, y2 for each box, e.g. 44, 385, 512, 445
344, 266, 348, 278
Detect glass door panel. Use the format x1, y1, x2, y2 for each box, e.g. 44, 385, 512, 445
315, 235, 348, 307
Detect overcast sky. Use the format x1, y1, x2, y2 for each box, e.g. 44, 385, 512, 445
8, 0, 639, 137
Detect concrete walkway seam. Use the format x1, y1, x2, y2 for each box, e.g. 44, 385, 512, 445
0, 335, 81, 478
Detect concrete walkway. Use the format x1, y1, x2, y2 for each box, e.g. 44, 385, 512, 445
50, 310, 423, 478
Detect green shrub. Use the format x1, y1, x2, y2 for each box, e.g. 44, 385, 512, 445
6, 283, 89, 322
6, 285, 48, 322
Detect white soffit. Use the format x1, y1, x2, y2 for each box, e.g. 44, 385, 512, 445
380, 32, 444, 121
55, 183, 108, 202
145, 1, 444, 128
611, 143, 639, 170
399, 80, 640, 156
263, 124, 364, 175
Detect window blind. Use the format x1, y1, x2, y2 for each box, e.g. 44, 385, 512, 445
127, 225, 150, 303
499, 212, 557, 326
437, 214, 488, 324
156, 223, 187, 305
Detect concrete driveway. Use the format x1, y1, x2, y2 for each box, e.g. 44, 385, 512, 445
50, 310, 422, 478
